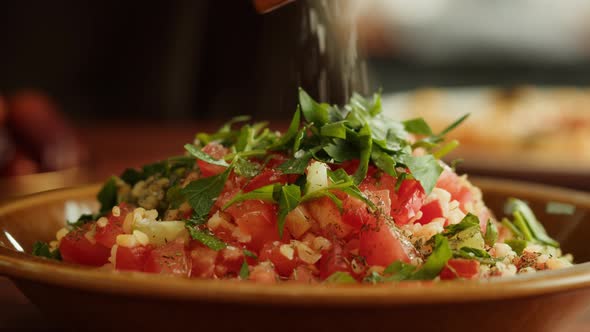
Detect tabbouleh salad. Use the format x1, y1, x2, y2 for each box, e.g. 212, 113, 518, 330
33, 89, 573, 283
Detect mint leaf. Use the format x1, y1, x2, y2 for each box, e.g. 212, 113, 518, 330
184, 144, 229, 167
324, 140, 357, 163
277, 185, 302, 237
97, 177, 118, 214
223, 184, 280, 210
187, 227, 227, 251
182, 167, 232, 221
370, 147, 397, 177
233, 157, 261, 178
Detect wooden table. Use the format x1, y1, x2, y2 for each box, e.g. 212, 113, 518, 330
1, 122, 590, 330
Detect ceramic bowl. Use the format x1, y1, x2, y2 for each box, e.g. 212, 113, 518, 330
1, 178, 590, 332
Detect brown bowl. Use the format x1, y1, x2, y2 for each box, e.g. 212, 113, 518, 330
1, 178, 590, 332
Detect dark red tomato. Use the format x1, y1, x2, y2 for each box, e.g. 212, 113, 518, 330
439, 259, 480, 280
359, 218, 410, 267
60, 226, 111, 266
416, 200, 444, 225
242, 168, 293, 192
265, 154, 290, 169
143, 240, 191, 276
95, 203, 133, 248
197, 142, 228, 177
115, 245, 151, 271
190, 245, 218, 278
259, 242, 298, 277
336, 159, 378, 177
226, 200, 284, 251
318, 243, 351, 280
215, 247, 244, 277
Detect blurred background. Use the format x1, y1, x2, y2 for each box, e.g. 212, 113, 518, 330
1, 0, 590, 198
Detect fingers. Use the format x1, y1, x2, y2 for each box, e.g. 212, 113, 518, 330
4, 90, 83, 173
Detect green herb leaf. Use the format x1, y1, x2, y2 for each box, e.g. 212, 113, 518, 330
400, 154, 443, 194
120, 168, 144, 185
32, 241, 61, 260
277, 185, 302, 237
277, 147, 321, 175
166, 185, 185, 209
67, 214, 95, 229
454, 247, 496, 265
299, 88, 329, 126
271, 109, 301, 150
324, 140, 358, 163
505, 239, 527, 255
411, 234, 452, 280
97, 177, 118, 214
383, 261, 417, 281
370, 147, 397, 177
233, 157, 261, 178
439, 114, 469, 136
324, 271, 357, 284
353, 124, 372, 185
484, 219, 498, 246
243, 249, 258, 259
186, 227, 227, 251
184, 144, 229, 167
239, 260, 250, 280
505, 198, 559, 247
320, 121, 348, 139
182, 167, 232, 222
223, 184, 280, 210
403, 118, 433, 135
444, 213, 480, 237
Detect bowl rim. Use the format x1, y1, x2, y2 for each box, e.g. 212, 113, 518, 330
1, 178, 590, 306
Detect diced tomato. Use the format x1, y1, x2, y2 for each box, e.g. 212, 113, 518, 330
259, 242, 298, 277
359, 217, 411, 267
189, 245, 218, 278
143, 239, 191, 276
242, 168, 293, 192
306, 197, 353, 238
215, 247, 244, 277
60, 226, 111, 266
439, 259, 480, 280
95, 204, 133, 248
198, 142, 229, 177
341, 196, 374, 230
265, 154, 290, 169
115, 245, 151, 271
416, 200, 444, 225
360, 174, 425, 225
249, 262, 278, 283
226, 200, 284, 251
291, 265, 317, 283
436, 169, 473, 212
318, 243, 351, 280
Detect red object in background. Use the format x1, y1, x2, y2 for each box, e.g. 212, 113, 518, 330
253, 0, 295, 13
0, 91, 85, 177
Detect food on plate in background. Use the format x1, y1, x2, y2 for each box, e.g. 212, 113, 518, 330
382, 86, 590, 171
33, 88, 573, 283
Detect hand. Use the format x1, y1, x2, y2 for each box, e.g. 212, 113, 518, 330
0, 91, 85, 177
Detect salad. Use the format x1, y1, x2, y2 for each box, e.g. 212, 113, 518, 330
33, 89, 573, 283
